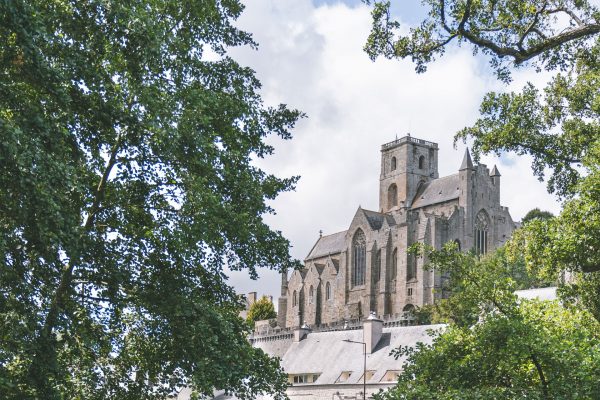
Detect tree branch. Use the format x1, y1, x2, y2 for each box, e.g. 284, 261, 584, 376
530, 351, 550, 400
30, 131, 125, 392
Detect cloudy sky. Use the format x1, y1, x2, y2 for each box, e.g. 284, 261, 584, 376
224, 0, 563, 305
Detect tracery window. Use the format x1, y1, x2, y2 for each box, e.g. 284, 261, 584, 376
326, 282, 331, 301
390, 248, 398, 280
352, 229, 366, 286
475, 210, 490, 254
388, 184, 398, 208
373, 249, 381, 283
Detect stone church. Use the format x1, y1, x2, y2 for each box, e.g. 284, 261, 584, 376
278, 135, 516, 329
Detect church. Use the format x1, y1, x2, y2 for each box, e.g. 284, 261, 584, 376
277, 135, 517, 329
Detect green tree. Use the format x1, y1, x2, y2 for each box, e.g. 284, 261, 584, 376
376, 244, 600, 400
0, 1, 300, 399
522, 208, 555, 225
246, 296, 277, 326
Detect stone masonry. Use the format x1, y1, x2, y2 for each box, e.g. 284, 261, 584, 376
279, 136, 516, 328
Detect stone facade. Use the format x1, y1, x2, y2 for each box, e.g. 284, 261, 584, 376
280, 136, 516, 328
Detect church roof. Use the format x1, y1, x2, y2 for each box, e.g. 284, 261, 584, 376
411, 174, 460, 209
362, 209, 396, 230
305, 230, 347, 260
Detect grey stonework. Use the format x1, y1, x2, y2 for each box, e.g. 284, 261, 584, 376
280, 136, 516, 329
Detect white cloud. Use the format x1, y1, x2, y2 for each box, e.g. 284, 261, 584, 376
225, 0, 562, 304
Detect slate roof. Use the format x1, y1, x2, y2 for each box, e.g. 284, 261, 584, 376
411, 174, 460, 209
306, 231, 347, 260
281, 324, 444, 385
515, 287, 557, 301
362, 209, 396, 230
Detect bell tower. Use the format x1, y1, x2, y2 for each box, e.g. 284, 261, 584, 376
379, 135, 439, 212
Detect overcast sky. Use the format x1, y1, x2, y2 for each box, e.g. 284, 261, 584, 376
224, 0, 564, 306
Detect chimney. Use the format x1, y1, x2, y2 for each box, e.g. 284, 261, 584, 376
294, 323, 310, 342
363, 312, 383, 354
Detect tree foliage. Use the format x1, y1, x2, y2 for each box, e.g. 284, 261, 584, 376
522, 208, 555, 224
246, 296, 277, 326
376, 244, 600, 400
365, 0, 600, 80
0, 1, 300, 399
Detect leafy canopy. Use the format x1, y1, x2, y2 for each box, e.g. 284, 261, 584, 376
521, 208, 554, 224
376, 244, 600, 400
246, 296, 277, 326
0, 1, 301, 399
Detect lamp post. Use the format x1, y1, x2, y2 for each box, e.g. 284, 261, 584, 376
342, 339, 366, 400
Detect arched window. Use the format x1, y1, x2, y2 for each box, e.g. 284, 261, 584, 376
352, 229, 366, 286
475, 210, 490, 254
407, 252, 416, 281
309, 286, 314, 304
418, 155, 425, 169
373, 249, 381, 283
388, 184, 398, 208
326, 282, 331, 301
293, 290, 297, 307
390, 248, 398, 280
391, 156, 397, 171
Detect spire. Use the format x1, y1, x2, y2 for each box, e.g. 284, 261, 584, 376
459, 148, 474, 170
490, 164, 501, 177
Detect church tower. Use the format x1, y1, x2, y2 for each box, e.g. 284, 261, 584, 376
379, 136, 439, 212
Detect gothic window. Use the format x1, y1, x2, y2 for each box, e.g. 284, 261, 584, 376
418, 155, 425, 169
373, 249, 381, 283
475, 210, 490, 254
352, 229, 366, 286
293, 290, 297, 307
391, 156, 397, 171
407, 252, 416, 281
390, 248, 398, 280
326, 282, 331, 301
309, 286, 314, 304
388, 184, 398, 208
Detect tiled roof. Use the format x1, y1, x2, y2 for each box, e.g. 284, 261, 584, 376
515, 287, 557, 301
306, 231, 347, 260
281, 324, 444, 385
411, 174, 460, 209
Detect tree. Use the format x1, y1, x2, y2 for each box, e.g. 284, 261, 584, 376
0, 1, 300, 399
522, 208, 554, 225
246, 296, 277, 326
375, 244, 600, 400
